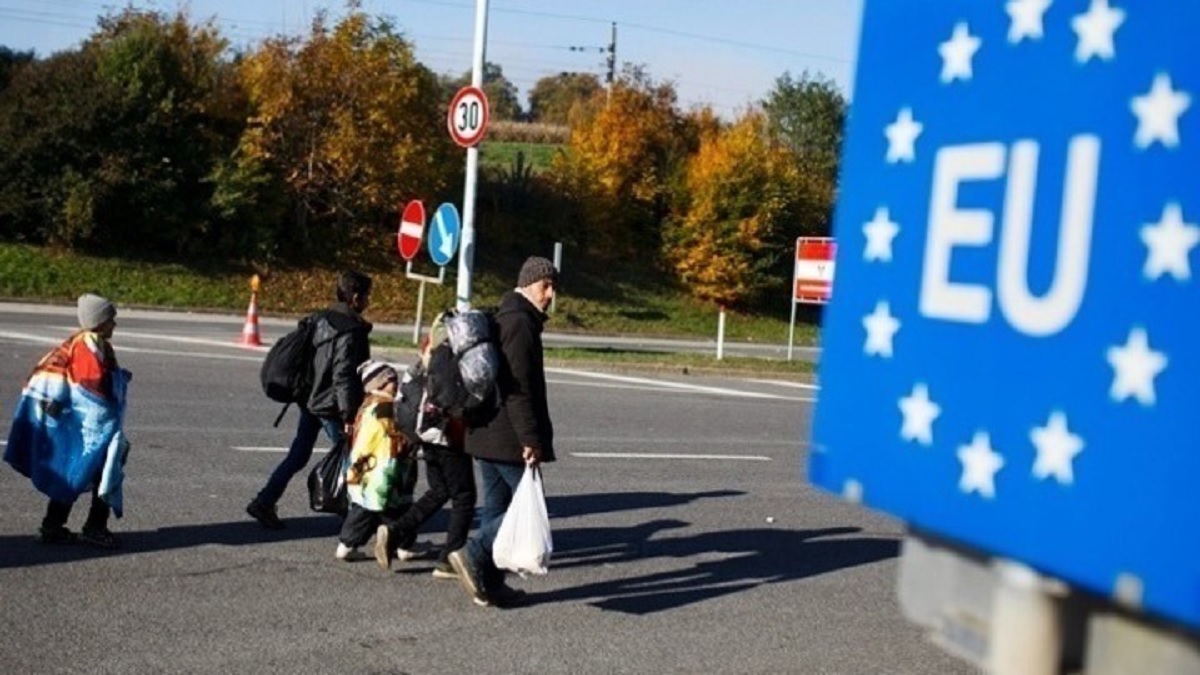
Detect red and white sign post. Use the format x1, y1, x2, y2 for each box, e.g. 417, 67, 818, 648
397, 199, 435, 344
788, 237, 837, 360
794, 237, 837, 304
397, 200, 426, 261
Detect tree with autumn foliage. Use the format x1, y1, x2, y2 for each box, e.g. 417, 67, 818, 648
760, 71, 846, 237
663, 110, 805, 308
551, 65, 688, 260
528, 72, 601, 124
443, 61, 522, 121
235, 8, 456, 258
0, 8, 247, 255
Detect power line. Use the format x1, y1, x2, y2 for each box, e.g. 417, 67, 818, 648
394, 0, 851, 65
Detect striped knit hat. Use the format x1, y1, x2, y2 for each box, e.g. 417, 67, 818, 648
357, 359, 397, 392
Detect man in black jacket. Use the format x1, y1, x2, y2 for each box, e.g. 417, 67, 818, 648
449, 256, 557, 607
247, 270, 373, 529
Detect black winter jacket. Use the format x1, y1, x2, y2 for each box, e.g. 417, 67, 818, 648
465, 291, 555, 464
306, 302, 372, 424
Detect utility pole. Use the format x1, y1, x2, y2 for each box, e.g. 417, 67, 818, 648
606, 22, 617, 103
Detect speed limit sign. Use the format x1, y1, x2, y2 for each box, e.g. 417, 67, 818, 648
447, 85, 490, 148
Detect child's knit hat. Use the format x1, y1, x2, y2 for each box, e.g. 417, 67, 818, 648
77, 293, 116, 330
358, 359, 397, 392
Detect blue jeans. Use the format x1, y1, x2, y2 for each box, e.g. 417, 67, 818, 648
257, 408, 343, 506
465, 458, 526, 591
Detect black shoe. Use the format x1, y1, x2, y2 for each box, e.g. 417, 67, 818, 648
246, 499, 284, 529
36, 526, 77, 545
80, 527, 121, 549
485, 584, 528, 609
447, 549, 488, 605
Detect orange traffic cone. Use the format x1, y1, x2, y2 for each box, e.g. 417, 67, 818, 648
238, 290, 263, 347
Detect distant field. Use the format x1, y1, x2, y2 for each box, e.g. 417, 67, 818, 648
480, 141, 562, 173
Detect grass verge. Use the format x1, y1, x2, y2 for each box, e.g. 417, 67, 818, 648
0, 242, 821, 373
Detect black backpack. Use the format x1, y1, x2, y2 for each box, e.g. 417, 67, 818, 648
260, 311, 340, 426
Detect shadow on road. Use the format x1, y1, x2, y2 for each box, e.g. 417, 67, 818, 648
535, 522, 899, 615
547, 489, 744, 519
0, 515, 342, 569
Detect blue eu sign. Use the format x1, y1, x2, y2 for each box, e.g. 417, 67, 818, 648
810, 0, 1199, 629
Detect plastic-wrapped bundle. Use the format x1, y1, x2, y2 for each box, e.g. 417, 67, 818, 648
444, 310, 490, 354
433, 308, 500, 412
459, 342, 499, 406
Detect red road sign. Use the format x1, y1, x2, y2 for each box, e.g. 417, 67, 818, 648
397, 200, 426, 261
447, 85, 490, 148
794, 237, 837, 304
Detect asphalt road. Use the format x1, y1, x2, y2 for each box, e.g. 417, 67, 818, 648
0, 305, 969, 674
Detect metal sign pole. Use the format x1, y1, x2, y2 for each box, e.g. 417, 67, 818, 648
788, 238, 799, 361
413, 279, 426, 345
550, 241, 562, 314
716, 305, 726, 360
788, 297, 797, 362
455, 0, 489, 313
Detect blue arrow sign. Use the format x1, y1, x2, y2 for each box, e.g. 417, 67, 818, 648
810, 1, 1200, 630
427, 203, 461, 267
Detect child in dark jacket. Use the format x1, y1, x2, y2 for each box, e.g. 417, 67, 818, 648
375, 325, 477, 577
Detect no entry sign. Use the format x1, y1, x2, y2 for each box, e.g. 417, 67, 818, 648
447, 85, 490, 148
397, 200, 426, 261
794, 237, 836, 304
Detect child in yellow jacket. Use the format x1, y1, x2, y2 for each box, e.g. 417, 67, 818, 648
335, 361, 420, 561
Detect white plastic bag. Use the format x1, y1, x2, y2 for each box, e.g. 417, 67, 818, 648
492, 466, 552, 575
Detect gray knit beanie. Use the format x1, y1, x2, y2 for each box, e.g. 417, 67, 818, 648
517, 256, 558, 288
77, 293, 116, 330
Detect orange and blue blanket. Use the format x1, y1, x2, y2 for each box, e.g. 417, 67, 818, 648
4, 336, 131, 516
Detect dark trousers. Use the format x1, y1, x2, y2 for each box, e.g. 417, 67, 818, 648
257, 408, 343, 506
339, 503, 416, 549
386, 444, 476, 562
43, 489, 109, 532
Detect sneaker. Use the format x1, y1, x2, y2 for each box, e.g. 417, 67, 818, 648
430, 561, 457, 580
246, 499, 284, 530
395, 540, 431, 562
79, 527, 121, 549
447, 548, 488, 605
485, 584, 528, 609
373, 525, 393, 571
36, 526, 77, 545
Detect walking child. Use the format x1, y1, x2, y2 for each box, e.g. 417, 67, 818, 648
335, 360, 422, 561
4, 294, 131, 548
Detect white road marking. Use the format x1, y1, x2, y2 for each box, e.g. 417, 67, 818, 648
572, 452, 772, 461
1, 328, 810, 400
108, 329, 270, 352
35, 326, 270, 352
744, 379, 821, 391
232, 446, 334, 453
0, 330, 263, 362
233, 446, 775, 462
548, 367, 803, 400
564, 436, 796, 446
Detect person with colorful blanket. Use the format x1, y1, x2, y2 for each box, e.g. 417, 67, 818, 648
4, 293, 131, 548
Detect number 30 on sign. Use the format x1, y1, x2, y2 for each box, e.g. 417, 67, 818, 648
447, 85, 490, 148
